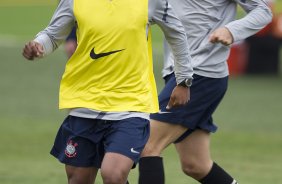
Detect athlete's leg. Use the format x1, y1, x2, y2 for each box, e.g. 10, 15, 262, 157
65, 165, 98, 184
142, 119, 187, 156
175, 129, 212, 180
175, 129, 238, 184
171, 75, 237, 183
99, 117, 148, 184
100, 152, 133, 184
138, 119, 187, 184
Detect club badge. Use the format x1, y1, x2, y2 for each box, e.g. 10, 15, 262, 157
65, 140, 78, 158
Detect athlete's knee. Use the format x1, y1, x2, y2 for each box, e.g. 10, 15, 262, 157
101, 169, 127, 184
66, 170, 77, 184
102, 175, 124, 184
66, 168, 92, 184
181, 159, 212, 180
67, 175, 88, 184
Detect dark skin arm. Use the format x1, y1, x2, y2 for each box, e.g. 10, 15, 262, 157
167, 86, 190, 109
22, 41, 44, 60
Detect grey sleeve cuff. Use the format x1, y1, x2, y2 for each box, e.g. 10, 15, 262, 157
34, 34, 54, 56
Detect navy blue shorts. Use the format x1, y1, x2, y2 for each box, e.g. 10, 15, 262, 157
50, 116, 149, 168
150, 73, 228, 143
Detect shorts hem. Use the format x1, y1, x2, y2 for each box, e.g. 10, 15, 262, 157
50, 149, 100, 168
150, 115, 193, 129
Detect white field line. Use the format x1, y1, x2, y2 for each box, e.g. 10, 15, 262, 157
0, 34, 163, 53
0, 34, 66, 51
0, 34, 25, 48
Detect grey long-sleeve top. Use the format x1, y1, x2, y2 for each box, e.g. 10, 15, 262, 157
162, 0, 272, 78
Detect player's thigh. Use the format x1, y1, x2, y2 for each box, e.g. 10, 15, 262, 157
100, 152, 133, 182
142, 119, 188, 156
175, 129, 212, 167
65, 165, 98, 184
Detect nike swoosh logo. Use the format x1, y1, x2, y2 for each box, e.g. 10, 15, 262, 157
90, 47, 124, 59
130, 148, 140, 154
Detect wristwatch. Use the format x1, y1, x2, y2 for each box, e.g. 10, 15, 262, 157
177, 78, 192, 88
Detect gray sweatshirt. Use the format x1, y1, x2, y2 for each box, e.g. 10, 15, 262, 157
34, 0, 193, 120
162, 0, 272, 78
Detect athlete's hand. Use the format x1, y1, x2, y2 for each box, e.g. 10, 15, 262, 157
166, 86, 190, 109
209, 27, 234, 46
22, 41, 44, 60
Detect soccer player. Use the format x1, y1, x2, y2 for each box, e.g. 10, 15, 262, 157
138, 0, 272, 184
22, 0, 193, 184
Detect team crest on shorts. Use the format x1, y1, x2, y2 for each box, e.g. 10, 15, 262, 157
65, 140, 78, 158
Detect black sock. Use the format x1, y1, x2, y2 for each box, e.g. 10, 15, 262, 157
138, 156, 165, 184
199, 162, 238, 184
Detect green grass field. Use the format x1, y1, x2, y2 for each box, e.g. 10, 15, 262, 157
1, 1, 282, 184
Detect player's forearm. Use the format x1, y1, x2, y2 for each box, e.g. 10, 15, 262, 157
163, 29, 194, 84
225, 1, 272, 42
149, 0, 193, 83
34, 0, 75, 56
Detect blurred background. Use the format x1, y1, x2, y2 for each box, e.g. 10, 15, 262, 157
0, 0, 282, 183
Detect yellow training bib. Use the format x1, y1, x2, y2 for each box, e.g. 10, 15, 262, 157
59, 0, 158, 113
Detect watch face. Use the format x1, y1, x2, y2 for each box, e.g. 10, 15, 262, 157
185, 78, 192, 86
178, 78, 192, 87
